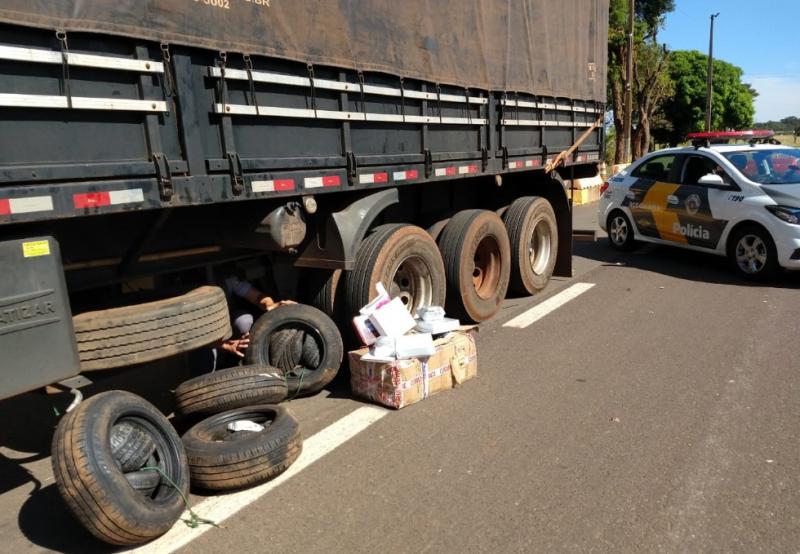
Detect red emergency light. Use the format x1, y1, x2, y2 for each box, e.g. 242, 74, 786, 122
687, 130, 777, 147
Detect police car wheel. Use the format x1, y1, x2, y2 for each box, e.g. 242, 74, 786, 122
728, 225, 778, 280
606, 211, 636, 251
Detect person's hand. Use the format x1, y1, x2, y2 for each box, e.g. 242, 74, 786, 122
220, 335, 250, 358
260, 297, 296, 311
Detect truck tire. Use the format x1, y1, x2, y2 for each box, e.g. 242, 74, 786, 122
51, 390, 189, 546
174, 365, 288, 416
345, 223, 446, 317
74, 286, 231, 371
438, 210, 511, 322
110, 421, 156, 472
244, 304, 342, 396
181, 405, 302, 491
503, 197, 558, 295
304, 269, 344, 319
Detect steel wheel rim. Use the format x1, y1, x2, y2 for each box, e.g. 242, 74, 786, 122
473, 235, 501, 300
529, 219, 552, 275
735, 234, 768, 274
609, 215, 628, 245
389, 255, 433, 313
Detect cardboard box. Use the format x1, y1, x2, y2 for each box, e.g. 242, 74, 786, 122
349, 331, 477, 409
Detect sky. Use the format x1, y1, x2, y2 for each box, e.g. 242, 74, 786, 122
659, 0, 800, 123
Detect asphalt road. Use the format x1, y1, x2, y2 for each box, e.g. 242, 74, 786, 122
2, 203, 799, 553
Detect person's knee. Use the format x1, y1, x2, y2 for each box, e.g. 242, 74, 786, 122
232, 312, 254, 336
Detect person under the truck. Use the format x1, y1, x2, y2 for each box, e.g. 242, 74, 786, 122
193, 273, 294, 371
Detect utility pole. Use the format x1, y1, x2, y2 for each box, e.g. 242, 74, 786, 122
622, 0, 635, 162
705, 13, 720, 132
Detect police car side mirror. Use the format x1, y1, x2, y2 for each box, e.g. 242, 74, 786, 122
697, 173, 726, 187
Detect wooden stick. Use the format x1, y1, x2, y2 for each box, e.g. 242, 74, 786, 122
544, 116, 604, 173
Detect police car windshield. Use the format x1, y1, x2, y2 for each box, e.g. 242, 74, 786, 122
723, 149, 800, 185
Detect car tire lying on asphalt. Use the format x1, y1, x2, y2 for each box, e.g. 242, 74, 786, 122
73, 286, 232, 371
503, 196, 559, 295
438, 209, 511, 322
181, 405, 302, 491
51, 390, 190, 546
244, 304, 343, 396
174, 365, 288, 416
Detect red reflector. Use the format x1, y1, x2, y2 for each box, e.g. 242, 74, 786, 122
406, 169, 419, 179
600, 182, 609, 194
74, 192, 111, 209
322, 175, 340, 187
374, 172, 389, 183
0, 199, 9, 215
274, 179, 295, 191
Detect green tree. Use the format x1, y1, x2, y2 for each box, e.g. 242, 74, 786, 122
607, 0, 675, 163
656, 50, 757, 145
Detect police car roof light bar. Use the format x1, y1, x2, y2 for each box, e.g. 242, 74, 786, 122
687, 130, 776, 148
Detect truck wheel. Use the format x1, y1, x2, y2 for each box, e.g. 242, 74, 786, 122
74, 286, 231, 371
174, 365, 288, 416
51, 390, 189, 546
503, 197, 558, 295
438, 210, 511, 322
182, 405, 302, 491
244, 304, 343, 396
304, 269, 344, 319
345, 224, 446, 316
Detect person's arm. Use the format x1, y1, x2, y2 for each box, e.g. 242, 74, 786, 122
227, 276, 293, 311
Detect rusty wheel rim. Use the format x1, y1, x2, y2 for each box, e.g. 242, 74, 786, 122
472, 235, 501, 300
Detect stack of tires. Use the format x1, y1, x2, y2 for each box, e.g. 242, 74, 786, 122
52, 290, 344, 547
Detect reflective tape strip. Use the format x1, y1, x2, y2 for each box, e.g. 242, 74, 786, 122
458, 164, 479, 175
510, 160, 540, 170
73, 189, 144, 209
109, 189, 145, 205
0, 195, 54, 214
434, 167, 457, 177
251, 179, 295, 193
392, 169, 419, 181
304, 175, 341, 189
526, 159, 540, 168
358, 172, 389, 184
509, 161, 522, 169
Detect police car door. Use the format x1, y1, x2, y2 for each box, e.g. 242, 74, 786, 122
671, 154, 732, 250
622, 153, 686, 242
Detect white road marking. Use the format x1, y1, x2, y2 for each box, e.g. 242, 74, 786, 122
502, 282, 596, 328
131, 405, 389, 554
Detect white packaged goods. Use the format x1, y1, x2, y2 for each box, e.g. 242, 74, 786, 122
395, 333, 435, 358
368, 297, 416, 337
415, 317, 460, 335
358, 282, 391, 315
352, 314, 380, 346
417, 305, 446, 321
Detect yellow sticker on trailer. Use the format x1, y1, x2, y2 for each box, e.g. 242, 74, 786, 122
22, 240, 50, 258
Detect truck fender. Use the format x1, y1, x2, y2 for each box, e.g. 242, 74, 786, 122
294, 188, 400, 270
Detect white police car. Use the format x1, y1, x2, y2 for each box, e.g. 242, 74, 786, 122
598, 131, 800, 279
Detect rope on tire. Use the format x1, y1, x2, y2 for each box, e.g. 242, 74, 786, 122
141, 466, 221, 529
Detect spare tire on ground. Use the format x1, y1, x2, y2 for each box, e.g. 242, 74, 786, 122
174, 365, 288, 416
181, 405, 302, 491
73, 286, 231, 371
244, 304, 343, 396
110, 421, 156, 472
438, 209, 511, 323
51, 390, 190, 546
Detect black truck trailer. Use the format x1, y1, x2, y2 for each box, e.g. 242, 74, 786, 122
0, 0, 607, 400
